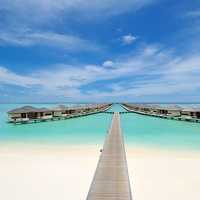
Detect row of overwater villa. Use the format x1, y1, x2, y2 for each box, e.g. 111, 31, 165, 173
8, 104, 112, 124
122, 103, 200, 123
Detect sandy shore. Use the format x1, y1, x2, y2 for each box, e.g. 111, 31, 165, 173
126, 147, 200, 200
0, 143, 200, 200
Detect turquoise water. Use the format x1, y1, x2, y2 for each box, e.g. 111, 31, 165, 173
1, 104, 200, 150
121, 113, 200, 150
106, 104, 126, 112
0, 104, 112, 145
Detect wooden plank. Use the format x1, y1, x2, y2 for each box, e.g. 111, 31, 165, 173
86, 112, 132, 200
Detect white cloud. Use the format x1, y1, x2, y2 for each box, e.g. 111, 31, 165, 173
1, 43, 200, 101
0, 67, 39, 87
0, 30, 101, 52
0, 44, 167, 91
102, 60, 114, 67
122, 34, 137, 45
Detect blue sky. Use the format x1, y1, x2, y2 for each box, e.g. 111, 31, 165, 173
0, 0, 200, 103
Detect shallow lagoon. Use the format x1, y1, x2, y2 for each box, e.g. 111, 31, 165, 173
1, 104, 200, 150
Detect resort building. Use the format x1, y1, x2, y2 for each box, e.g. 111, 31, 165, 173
52, 105, 71, 117
123, 104, 182, 116
123, 104, 156, 114
8, 104, 111, 123
8, 106, 53, 122
122, 103, 200, 123
181, 108, 200, 119
154, 107, 182, 116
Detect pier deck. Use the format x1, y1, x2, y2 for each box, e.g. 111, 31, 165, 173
86, 112, 132, 200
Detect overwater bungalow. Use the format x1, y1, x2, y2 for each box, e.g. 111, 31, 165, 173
181, 108, 200, 119
123, 104, 181, 116
8, 104, 112, 124
154, 107, 182, 117
122, 103, 200, 123
52, 105, 77, 117
122, 104, 155, 114
8, 106, 53, 123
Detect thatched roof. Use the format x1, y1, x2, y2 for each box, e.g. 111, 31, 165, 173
8, 106, 50, 114
125, 103, 182, 111
8, 103, 109, 115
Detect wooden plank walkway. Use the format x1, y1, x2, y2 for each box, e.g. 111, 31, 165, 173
86, 112, 132, 200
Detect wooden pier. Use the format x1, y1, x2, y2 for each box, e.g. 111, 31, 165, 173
86, 112, 132, 200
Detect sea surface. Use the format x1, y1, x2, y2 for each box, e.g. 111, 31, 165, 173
1, 103, 200, 150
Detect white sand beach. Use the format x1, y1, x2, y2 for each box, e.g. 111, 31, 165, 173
0, 144, 200, 200
127, 147, 200, 200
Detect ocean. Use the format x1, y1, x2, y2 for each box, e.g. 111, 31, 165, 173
1, 103, 200, 150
